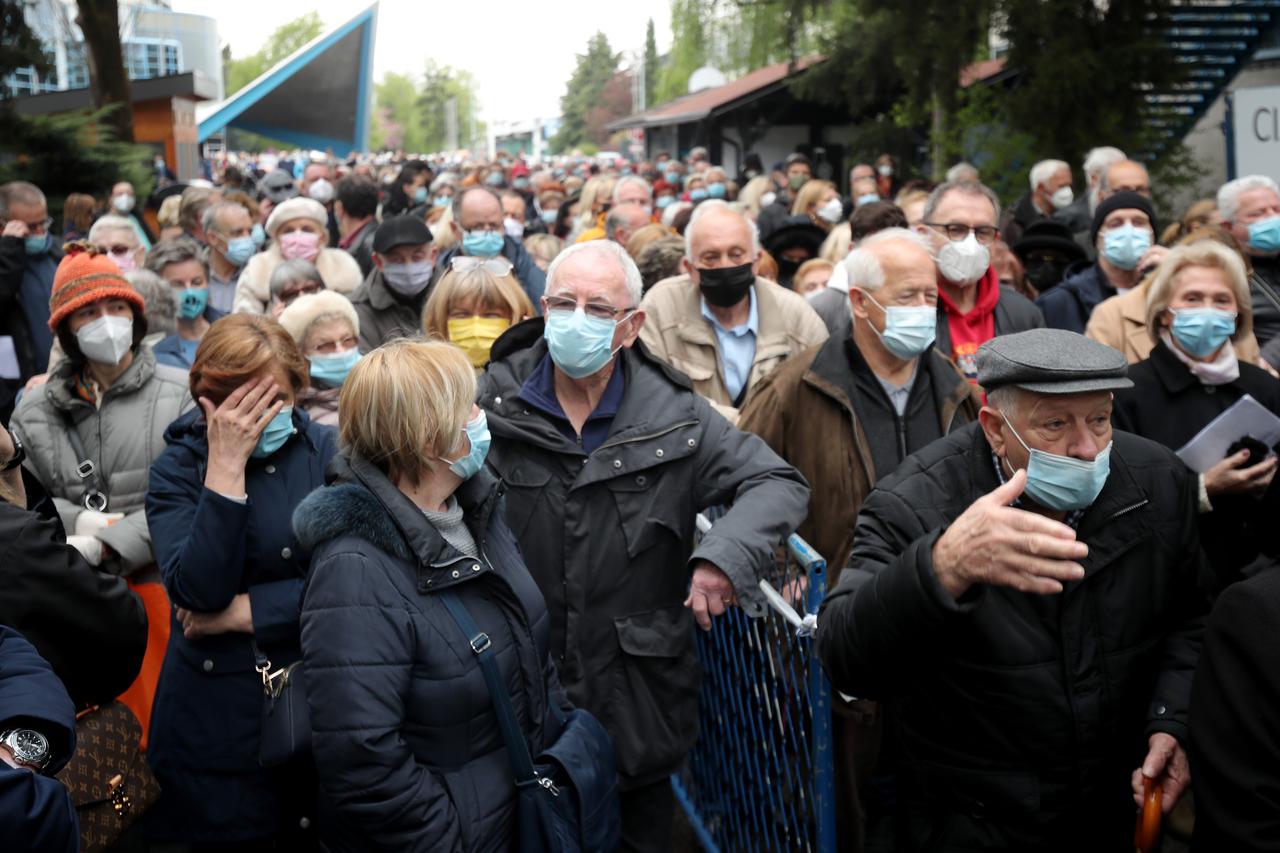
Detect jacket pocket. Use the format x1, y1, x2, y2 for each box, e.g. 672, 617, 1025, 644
609, 605, 702, 779
497, 460, 553, 540
607, 476, 686, 559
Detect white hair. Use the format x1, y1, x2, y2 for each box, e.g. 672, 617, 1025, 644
546, 239, 643, 307
684, 199, 760, 261
842, 227, 933, 292
1218, 175, 1280, 224
946, 162, 979, 183
1083, 146, 1126, 181
1029, 159, 1070, 191
612, 175, 653, 204
88, 215, 138, 243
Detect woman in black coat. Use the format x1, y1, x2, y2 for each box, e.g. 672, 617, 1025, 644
0, 419, 146, 710
1112, 239, 1280, 590
144, 314, 337, 849
294, 339, 571, 853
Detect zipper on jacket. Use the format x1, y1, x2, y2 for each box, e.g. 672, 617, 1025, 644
1106, 499, 1148, 522
894, 414, 907, 464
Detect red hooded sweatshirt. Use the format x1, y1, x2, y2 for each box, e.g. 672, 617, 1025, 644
936, 266, 1001, 383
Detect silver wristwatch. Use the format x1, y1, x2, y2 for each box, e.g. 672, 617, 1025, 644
0, 728, 50, 771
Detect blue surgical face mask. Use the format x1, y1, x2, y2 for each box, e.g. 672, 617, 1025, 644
544, 306, 626, 378
655, 195, 674, 210
463, 230, 504, 258
251, 223, 266, 248
413, 186, 429, 204
540, 208, 559, 225
252, 406, 296, 459
24, 233, 50, 255
1101, 224, 1152, 270
664, 171, 680, 185
1170, 307, 1237, 358
177, 287, 209, 320
308, 347, 360, 386
1247, 216, 1280, 253
225, 235, 256, 266
707, 182, 727, 199
434, 194, 451, 209
1005, 419, 1112, 511
856, 193, 880, 206
440, 411, 491, 479
689, 188, 709, 202
859, 290, 937, 359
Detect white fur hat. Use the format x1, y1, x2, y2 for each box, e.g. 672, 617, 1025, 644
266, 197, 328, 238
278, 290, 359, 345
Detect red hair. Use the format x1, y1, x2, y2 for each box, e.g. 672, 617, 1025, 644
189, 314, 310, 406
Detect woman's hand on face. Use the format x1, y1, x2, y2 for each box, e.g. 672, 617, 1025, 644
175, 593, 253, 640
1204, 447, 1279, 498
200, 376, 282, 472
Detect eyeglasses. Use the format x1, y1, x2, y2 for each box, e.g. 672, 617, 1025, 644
451, 256, 513, 276
279, 281, 325, 304
925, 222, 999, 245
98, 244, 135, 256
7, 217, 54, 234
544, 295, 634, 321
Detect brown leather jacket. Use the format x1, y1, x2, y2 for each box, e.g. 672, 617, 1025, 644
739, 335, 981, 581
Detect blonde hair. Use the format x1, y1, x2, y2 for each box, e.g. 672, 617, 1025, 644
578, 176, 616, 228
624, 223, 670, 260
157, 195, 182, 229
819, 222, 853, 262
792, 179, 837, 217
422, 266, 534, 339
738, 175, 773, 217
339, 339, 476, 486
523, 233, 563, 267
1145, 240, 1253, 345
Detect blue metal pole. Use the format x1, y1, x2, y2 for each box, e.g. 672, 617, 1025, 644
800, 541, 837, 853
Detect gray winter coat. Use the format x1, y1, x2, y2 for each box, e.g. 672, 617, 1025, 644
349, 267, 426, 354
477, 319, 810, 787
12, 346, 192, 573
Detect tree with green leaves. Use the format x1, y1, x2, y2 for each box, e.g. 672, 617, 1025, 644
371, 72, 424, 152
551, 32, 621, 152
656, 0, 706, 103
414, 61, 484, 153
644, 19, 659, 110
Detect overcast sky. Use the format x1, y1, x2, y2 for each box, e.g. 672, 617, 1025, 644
169, 0, 673, 124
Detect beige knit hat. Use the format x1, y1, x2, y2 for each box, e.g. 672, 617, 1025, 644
265, 197, 328, 239
277, 290, 360, 346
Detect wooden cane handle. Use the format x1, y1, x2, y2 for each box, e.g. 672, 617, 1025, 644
1134, 775, 1162, 853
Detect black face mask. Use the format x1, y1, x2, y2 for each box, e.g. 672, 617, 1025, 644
1024, 258, 1069, 293
698, 263, 755, 307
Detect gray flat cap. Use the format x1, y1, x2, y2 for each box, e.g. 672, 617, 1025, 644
976, 328, 1133, 394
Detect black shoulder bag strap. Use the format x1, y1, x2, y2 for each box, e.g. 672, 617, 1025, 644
438, 590, 550, 793
58, 408, 109, 511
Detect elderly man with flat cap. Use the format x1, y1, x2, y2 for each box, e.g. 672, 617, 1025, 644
817, 328, 1209, 852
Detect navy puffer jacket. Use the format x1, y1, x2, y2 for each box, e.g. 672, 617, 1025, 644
295, 453, 567, 853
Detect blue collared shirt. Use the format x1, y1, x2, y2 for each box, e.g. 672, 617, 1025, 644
518, 353, 627, 454
700, 286, 758, 403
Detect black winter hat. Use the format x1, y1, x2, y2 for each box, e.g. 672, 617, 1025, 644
1090, 191, 1158, 246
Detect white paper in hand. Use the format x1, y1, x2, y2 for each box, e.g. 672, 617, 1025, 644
1175, 394, 1280, 473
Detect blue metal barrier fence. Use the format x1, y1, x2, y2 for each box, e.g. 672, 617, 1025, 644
672, 524, 836, 852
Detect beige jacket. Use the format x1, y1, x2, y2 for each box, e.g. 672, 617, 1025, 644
1086, 279, 1261, 364
232, 244, 363, 314
639, 274, 829, 417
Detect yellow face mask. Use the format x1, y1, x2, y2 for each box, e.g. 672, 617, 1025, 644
448, 316, 511, 368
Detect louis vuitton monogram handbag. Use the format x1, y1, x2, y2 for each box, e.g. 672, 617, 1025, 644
56, 701, 161, 853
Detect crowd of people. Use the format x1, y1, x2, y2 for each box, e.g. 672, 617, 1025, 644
1, 139, 1279, 853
